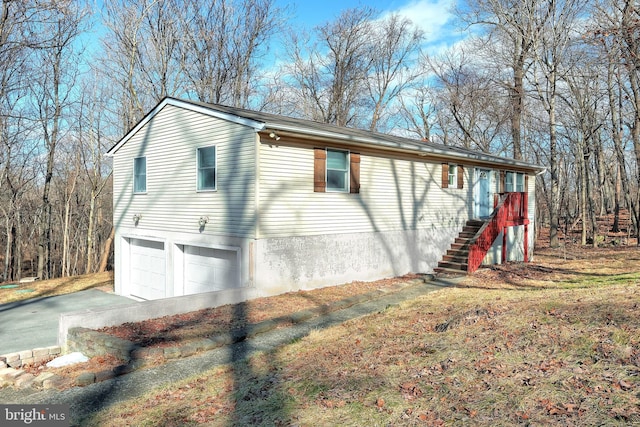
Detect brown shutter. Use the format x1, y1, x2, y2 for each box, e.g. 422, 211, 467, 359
524, 174, 529, 192
499, 170, 505, 193
457, 165, 464, 189
350, 153, 360, 194
441, 163, 449, 188
314, 148, 326, 192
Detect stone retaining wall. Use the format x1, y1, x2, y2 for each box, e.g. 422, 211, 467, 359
66, 328, 137, 360
0, 346, 61, 369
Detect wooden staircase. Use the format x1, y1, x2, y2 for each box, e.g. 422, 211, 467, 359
434, 219, 486, 276
434, 192, 530, 277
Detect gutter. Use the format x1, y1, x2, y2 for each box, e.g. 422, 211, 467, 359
264, 123, 545, 173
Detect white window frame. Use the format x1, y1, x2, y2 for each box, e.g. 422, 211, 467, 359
505, 171, 514, 192
133, 156, 147, 194
196, 145, 217, 192
326, 148, 349, 193
516, 172, 525, 192
448, 164, 458, 189
505, 171, 525, 193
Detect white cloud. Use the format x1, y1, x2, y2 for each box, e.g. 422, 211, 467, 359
381, 0, 460, 46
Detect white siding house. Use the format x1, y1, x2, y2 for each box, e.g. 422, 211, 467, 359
107, 97, 544, 301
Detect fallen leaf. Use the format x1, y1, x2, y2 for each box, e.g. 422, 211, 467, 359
619, 380, 633, 390
400, 382, 423, 399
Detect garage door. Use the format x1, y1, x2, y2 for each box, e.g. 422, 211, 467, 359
130, 239, 166, 300
184, 245, 239, 295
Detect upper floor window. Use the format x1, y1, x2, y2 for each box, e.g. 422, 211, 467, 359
326, 148, 349, 192
133, 156, 146, 193
197, 146, 217, 191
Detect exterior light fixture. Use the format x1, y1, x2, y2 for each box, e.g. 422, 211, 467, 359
132, 213, 142, 225
198, 216, 209, 227
269, 132, 281, 141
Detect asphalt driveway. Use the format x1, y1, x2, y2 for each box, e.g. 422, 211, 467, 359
0, 289, 135, 354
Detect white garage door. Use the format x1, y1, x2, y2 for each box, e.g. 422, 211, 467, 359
184, 245, 239, 295
130, 238, 166, 300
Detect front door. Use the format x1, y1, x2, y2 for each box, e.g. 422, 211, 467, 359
475, 168, 492, 218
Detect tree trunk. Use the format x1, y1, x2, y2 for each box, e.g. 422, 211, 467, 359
2, 207, 11, 282
548, 72, 559, 248
579, 147, 587, 246
98, 227, 115, 273
511, 50, 524, 160
86, 190, 96, 274
613, 162, 621, 233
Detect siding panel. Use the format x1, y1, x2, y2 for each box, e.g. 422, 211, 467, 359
258, 143, 472, 237
113, 105, 257, 238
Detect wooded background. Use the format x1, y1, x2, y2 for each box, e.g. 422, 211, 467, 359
1, 0, 638, 282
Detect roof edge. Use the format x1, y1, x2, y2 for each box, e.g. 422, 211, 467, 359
264, 123, 545, 173
106, 97, 265, 156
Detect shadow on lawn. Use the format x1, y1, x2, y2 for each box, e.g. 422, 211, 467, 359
460, 261, 640, 291
228, 301, 291, 426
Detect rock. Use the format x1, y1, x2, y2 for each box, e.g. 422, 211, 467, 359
14, 373, 36, 389
75, 372, 96, 386
43, 375, 65, 390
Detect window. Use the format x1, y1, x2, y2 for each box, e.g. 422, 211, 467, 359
133, 156, 146, 193
516, 173, 525, 192
441, 163, 464, 189
326, 149, 349, 192
197, 146, 216, 191
448, 165, 458, 188
505, 171, 515, 192
314, 148, 359, 193
503, 171, 525, 193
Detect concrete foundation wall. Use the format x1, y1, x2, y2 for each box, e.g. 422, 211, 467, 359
254, 226, 462, 297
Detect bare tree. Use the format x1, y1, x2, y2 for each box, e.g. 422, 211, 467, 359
32, 0, 88, 279
458, 0, 550, 160
398, 84, 439, 142
366, 13, 424, 132
77, 75, 114, 274
101, 0, 168, 131
427, 46, 511, 154
283, 7, 376, 126
0, 1, 43, 281
530, 0, 589, 247
592, 0, 640, 241
177, 0, 282, 107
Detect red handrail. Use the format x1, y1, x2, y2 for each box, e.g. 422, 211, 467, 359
467, 192, 528, 273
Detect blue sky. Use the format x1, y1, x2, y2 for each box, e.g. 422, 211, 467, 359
280, 0, 460, 49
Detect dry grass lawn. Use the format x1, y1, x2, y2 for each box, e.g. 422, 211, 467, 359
82, 243, 640, 426
0, 271, 114, 304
